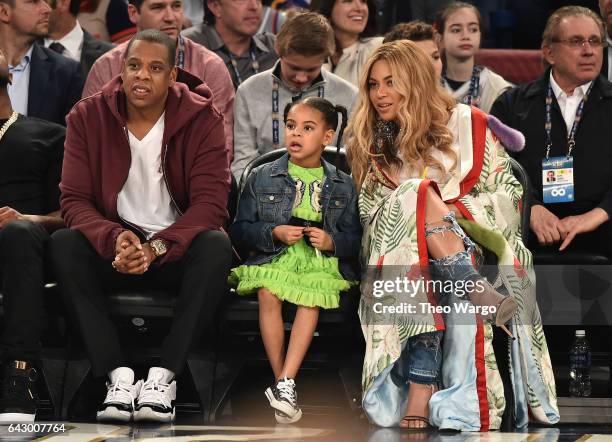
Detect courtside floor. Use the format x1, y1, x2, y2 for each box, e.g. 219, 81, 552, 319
6, 364, 612, 441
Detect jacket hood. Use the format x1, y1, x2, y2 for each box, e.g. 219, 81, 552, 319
100, 67, 215, 142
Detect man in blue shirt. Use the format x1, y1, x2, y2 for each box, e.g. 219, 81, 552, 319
0, 0, 84, 125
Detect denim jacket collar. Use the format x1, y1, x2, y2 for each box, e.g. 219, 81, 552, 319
269, 153, 344, 182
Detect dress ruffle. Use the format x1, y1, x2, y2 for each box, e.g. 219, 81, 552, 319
229, 239, 352, 309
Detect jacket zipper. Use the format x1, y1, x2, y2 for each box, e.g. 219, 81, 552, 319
161, 143, 183, 216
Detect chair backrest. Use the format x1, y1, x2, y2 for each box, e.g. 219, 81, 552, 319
508, 156, 532, 246
238, 147, 349, 194
475, 49, 543, 84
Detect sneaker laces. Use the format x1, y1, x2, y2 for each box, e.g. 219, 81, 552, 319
138, 379, 172, 409
277, 378, 297, 407
104, 381, 134, 406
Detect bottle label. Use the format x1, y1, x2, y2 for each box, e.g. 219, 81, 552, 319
570, 353, 591, 368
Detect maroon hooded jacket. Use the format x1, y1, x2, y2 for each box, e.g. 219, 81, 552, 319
61, 72, 230, 264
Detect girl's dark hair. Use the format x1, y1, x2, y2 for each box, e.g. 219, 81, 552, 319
283, 97, 348, 168
435, 2, 484, 36
309, 0, 378, 39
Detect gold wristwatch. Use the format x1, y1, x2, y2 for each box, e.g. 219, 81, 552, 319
150, 238, 168, 257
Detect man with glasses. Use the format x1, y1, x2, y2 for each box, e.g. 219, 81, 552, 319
182, 0, 278, 89
492, 6, 612, 258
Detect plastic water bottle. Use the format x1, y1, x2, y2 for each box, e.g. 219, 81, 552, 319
569, 330, 592, 397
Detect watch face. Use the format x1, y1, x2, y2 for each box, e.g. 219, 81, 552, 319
152, 239, 167, 256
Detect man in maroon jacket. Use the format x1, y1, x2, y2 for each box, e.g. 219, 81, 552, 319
49, 29, 231, 423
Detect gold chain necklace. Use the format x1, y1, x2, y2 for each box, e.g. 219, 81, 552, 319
0, 111, 18, 142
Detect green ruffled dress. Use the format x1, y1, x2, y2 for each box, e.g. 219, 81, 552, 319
229, 162, 352, 309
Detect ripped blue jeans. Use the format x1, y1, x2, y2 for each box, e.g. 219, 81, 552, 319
403, 331, 443, 384
427, 212, 483, 295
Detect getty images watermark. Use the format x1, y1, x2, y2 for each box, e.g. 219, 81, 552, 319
370, 276, 495, 316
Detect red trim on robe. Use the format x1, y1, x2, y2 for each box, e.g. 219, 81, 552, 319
475, 318, 490, 431
448, 106, 488, 203
447, 119, 490, 431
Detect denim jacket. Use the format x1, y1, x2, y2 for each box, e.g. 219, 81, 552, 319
230, 154, 362, 281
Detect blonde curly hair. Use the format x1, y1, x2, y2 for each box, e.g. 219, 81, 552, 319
346, 40, 457, 189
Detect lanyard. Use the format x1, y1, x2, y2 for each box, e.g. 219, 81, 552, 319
545, 82, 593, 159
176, 36, 185, 69
463, 65, 482, 107
271, 78, 324, 149
443, 65, 482, 107
229, 51, 259, 86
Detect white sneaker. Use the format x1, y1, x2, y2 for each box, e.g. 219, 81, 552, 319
265, 378, 302, 424
274, 410, 300, 424
134, 369, 176, 422
96, 379, 142, 422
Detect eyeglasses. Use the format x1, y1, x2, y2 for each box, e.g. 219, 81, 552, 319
552, 37, 608, 49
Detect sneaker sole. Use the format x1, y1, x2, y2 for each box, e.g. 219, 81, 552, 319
275, 409, 303, 424
0, 412, 35, 423
265, 387, 299, 419
134, 406, 175, 423
97, 406, 132, 423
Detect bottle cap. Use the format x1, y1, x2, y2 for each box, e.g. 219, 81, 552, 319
576, 330, 585, 337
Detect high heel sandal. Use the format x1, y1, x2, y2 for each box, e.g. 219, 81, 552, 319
468, 278, 518, 340
400, 415, 432, 430
399, 383, 437, 431
494, 297, 518, 340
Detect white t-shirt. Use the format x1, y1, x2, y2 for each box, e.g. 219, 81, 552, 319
117, 113, 179, 239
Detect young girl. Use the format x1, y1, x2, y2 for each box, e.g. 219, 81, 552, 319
229, 97, 361, 424
438, 2, 512, 112
310, 0, 383, 87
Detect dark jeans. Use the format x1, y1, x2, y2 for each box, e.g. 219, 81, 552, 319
49, 228, 231, 378
0, 220, 50, 362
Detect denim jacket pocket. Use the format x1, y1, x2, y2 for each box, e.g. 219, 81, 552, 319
257, 191, 284, 223
324, 195, 348, 226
